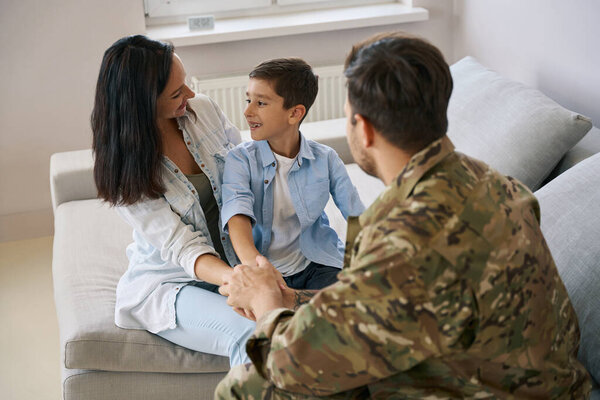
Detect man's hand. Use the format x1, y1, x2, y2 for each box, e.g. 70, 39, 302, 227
219, 255, 285, 320
232, 307, 256, 321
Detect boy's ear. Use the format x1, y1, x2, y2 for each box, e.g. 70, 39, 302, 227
289, 105, 306, 124
354, 113, 375, 148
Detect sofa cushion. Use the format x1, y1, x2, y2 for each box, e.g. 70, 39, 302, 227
52, 199, 230, 374
548, 126, 600, 181
448, 56, 592, 190
535, 152, 600, 385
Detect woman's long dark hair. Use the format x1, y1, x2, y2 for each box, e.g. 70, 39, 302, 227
91, 35, 173, 206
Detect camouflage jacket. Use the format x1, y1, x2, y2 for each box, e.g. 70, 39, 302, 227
246, 136, 591, 399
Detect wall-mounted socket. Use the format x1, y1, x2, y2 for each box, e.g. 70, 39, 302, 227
187, 15, 215, 31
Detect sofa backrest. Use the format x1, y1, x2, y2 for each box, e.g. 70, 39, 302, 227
536, 151, 600, 386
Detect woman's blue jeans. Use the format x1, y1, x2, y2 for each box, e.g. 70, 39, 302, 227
156, 283, 255, 366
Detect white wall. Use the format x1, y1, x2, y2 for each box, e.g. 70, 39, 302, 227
453, 0, 600, 125
0, 0, 146, 241
0, 0, 453, 242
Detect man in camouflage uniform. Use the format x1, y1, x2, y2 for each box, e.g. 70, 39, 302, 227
216, 32, 591, 399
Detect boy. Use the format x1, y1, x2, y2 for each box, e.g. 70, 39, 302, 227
220, 58, 364, 290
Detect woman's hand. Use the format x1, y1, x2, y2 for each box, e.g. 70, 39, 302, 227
219, 268, 256, 319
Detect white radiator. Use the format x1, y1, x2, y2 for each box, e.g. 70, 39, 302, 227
191, 65, 346, 130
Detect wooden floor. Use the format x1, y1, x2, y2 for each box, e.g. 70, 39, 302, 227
0, 236, 61, 399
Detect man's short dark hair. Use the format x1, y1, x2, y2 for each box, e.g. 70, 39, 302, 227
249, 58, 318, 124
344, 32, 453, 152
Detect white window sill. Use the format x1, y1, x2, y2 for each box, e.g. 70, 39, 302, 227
146, 3, 429, 47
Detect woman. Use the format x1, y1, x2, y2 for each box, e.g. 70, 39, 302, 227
91, 35, 255, 366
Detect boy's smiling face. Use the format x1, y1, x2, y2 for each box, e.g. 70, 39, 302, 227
244, 78, 298, 142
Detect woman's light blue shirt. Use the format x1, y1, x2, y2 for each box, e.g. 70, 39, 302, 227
220, 136, 365, 270
114, 94, 241, 334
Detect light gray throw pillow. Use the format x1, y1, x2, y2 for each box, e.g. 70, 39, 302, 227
448, 56, 592, 190
535, 152, 600, 385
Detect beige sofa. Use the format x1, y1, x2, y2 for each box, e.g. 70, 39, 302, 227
51, 58, 600, 399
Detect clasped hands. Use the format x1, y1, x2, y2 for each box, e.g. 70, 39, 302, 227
219, 255, 290, 321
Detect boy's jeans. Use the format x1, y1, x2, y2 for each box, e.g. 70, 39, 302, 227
283, 262, 339, 290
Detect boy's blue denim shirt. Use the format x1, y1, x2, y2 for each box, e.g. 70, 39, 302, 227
221, 134, 365, 269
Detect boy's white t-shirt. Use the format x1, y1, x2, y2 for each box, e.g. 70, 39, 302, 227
267, 152, 311, 277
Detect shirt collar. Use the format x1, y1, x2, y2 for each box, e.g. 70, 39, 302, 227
296, 131, 315, 165
257, 140, 276, 167
358, 135, 455, 227
256, 132, 315, 168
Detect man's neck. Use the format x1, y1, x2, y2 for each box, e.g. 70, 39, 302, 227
267, 127, 301, 159
372, 139, 414, 186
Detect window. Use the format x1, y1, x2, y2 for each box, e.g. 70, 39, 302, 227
143, 0, 425, 46
144, 0, 396, 23
277, 0, 335, 5
144, 0, 271, 19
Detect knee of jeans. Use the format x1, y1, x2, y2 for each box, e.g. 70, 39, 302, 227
242, 320, 256, 337
229, 343, 249, 367
231, 318, 256, 344
229, 321, 256, 366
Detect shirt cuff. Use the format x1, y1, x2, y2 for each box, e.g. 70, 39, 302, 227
246, 307, 295, 378
181, 246, 221, 279
220, 202, 257, 234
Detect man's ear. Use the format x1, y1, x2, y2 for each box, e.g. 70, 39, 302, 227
289, 105, 306, 124
354, 113, 375, 148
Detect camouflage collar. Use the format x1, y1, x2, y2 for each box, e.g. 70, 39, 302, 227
358, 135, 455, 227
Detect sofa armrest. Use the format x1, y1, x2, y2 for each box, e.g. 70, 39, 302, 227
50, 149, 97, 211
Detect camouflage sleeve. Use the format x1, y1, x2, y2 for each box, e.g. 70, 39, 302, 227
246, 307, 295, 374
246, 224, 478, 396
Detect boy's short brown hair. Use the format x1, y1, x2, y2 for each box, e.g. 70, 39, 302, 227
249, 58, 318, 124
344, 32, 453, 152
